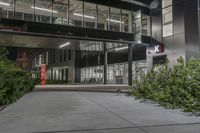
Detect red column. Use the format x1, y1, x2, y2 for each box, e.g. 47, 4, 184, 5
41, 64, 46, 85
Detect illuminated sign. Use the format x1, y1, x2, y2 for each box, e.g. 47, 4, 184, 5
155, 45, 160, 53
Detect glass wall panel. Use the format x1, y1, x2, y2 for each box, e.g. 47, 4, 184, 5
15, 0, 34, 21
98, 5, 109, 30
133, 10, 142, 42
69, 0, 83, 27
122, 10, 130, 33
53, 0, 68, 25
110, 7, 121, 32
35, 0, 52, 23
141, 14, 150, 36
162, 1, 173, 37
0, 0, 14, 19
84, 2, 96, 29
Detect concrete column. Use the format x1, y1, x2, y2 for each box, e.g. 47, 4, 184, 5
103, 42, 107, 85
128, 43, 133, 86
128, 12, 133, 33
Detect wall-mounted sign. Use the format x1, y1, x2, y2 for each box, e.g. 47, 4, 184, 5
155, 45, 160, 53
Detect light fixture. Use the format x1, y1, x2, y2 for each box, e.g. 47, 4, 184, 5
107, 19, 124, 24
115, 46, 128, 51
59, 42, 70, 48
0, 2, 10, 6
73, 13, 95, 19
31, 6, 58, 13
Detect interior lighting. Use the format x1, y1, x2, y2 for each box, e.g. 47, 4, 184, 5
31, 6, 58, 13
59, 42, 70, 48
73, 13, 95, 19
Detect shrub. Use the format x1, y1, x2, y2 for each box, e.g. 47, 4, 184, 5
0, 47, 34, 106
132, 57, 200, 115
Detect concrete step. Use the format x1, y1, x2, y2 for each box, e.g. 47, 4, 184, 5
34, 84, 129, 93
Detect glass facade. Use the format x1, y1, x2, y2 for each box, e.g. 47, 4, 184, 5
162, 0, 173, 37
0, 0, 150, 35
81, 61, 146, 84
0, 0, 150, 85
30, 39, 147, 85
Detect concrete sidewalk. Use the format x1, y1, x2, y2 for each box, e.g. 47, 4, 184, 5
0, 91, 200, 133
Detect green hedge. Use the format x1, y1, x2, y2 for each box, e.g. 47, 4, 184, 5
0, 47, 35, 106
132, 57, 200, 115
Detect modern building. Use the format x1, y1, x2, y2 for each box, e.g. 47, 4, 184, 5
0, 0, 199, 85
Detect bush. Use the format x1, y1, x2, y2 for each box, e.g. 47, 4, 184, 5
132, 57, 200, 115
0, 47, 35, 106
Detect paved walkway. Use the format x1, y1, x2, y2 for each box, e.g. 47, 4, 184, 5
0, 91, 200, 133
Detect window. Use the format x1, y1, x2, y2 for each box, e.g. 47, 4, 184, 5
0, 0, 14, 19
133, 10, 142, 42
15, 0, 34, 21
110, 8, 121, 32
69, 0, 83, 27
53, 0, 68, 25
98, 5, 109, 30
35, 0, 52, 23
122, 10, 130, 33
162, 0, 173, 37
84, 2, 96, 29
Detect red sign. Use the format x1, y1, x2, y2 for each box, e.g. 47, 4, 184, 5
40, 64, 46, 85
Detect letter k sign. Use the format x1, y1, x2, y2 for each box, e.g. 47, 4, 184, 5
155, 45, 160, 53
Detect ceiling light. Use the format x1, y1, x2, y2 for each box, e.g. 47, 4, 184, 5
73, 13, 95, 19
0, 2, 10, 6
115, 46, 128, 51
31, 6, 58, 13
107, 19, 124, 24
59, 42, 70, 48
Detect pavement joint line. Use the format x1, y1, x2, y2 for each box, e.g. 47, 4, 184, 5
30, 126, 138, 133
77, 92, 149, 133
139, 122, 200, 128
